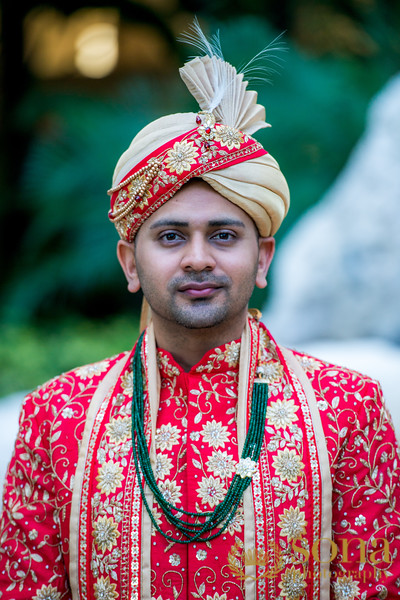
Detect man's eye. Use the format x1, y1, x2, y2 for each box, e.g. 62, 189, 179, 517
213, 231, 235, 241
160, 232, 181, 242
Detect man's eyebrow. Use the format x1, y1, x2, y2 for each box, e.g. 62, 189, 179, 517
208, 219, 245, 228
149, 219, 189, 229
149, 218, 246, 229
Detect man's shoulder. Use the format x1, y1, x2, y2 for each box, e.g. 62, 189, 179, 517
24, 350, 132, 412
288, 346, 382, 396
286, 346, 393, 434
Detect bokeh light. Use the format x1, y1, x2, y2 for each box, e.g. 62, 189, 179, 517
75, 22, 119, 78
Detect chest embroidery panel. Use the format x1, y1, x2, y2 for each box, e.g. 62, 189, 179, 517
151, 343, 245, 600
150, 327, 324, 600
251, 333, 323, 600
78, 326, 326, 600
79, 355, 141, 600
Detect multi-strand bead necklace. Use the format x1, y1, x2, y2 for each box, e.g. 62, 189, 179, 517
131, 331, 269, 543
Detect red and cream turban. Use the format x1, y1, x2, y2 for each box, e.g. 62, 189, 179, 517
108, 35, 290, 241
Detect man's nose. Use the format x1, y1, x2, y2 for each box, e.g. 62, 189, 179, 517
180, 236, 216, 271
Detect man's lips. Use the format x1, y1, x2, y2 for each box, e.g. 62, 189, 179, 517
178, 282, 222, 298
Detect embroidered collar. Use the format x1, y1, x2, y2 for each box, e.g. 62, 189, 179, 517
156, 339, 241, 377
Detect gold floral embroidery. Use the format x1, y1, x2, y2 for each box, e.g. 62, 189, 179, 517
222, 505, 244, 535
165, 140, 199, 174
201, 420, 230, 448
256, 361, 284, 384
115, 213, 131, 240
278, 506, 307, 541
206, 450, 236, 478
157, 351, 180, 377
155, 423, 181, 451
297, 355, 324, 374
214, 125, 244, 150
273, 449, 304, 483
120, 371, 133, 395
206, 593, 227, 600
33, 585, 62, 600
159, 479, 182, 504
106, 416, 131, 444
197, 475, 226, 507
266, 399, 299, 429
278, 566, 307, 600
224, 341, 241, 367
93, 575, 118, 600
75, 359, 110, 379
96, 461, 124, 495
113, 188, 128, 213
155, 453, 173, 480
195, 341, 241, 373
333, 575, 360, 600
93, 515, 120, 553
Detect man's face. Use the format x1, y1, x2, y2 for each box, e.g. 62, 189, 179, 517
118, 180, 274, 335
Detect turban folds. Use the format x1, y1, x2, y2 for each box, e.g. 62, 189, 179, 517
108, 53, 290, 240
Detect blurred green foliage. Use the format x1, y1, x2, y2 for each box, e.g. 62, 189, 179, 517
0, 316, 139, 397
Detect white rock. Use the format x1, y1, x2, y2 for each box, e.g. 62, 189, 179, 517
265, 73, 400, 345
0, 392, 24, 494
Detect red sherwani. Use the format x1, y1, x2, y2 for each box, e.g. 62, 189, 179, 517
1, 318, 399, 600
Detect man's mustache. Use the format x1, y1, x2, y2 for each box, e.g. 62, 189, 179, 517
169, 274, 231, 290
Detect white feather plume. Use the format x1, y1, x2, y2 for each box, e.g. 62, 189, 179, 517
178, 19, 285, 135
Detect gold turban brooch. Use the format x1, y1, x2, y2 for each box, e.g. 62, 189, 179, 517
108, 25, 290, 241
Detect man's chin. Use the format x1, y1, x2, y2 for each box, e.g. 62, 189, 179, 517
173, 306, 228, 330
175, 316, 226, 330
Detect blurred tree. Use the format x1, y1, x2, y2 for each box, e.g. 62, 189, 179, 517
3, 77, 189, 321
0, 1, 33, 291
1, 1, 182, 321
181, 0, 400, 63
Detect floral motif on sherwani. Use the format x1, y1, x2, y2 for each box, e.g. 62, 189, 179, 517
1, 318, 400, 600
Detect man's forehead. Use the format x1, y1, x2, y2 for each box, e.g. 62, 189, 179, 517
134, 179, 259, 238
151, 181, 247, 215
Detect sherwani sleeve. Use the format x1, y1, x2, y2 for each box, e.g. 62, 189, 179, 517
328, 377, 400, 598
0, 387, 71, 599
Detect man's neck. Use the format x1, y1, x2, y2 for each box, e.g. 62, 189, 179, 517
152, 316, 246, 372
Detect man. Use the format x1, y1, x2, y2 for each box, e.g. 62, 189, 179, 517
1, 25, 399, 600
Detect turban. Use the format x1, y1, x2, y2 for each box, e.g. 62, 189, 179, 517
108, 33, 290, 241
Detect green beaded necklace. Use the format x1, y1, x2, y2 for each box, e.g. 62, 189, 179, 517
131, 331, 269, 544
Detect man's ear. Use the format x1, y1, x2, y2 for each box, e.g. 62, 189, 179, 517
255, 236, 275, 289
117, 240, 141, 293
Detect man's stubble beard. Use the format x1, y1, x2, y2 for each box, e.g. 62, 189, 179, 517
140, 276, 257, 331
135, 252, 259, 331
152, 296, 231, 330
